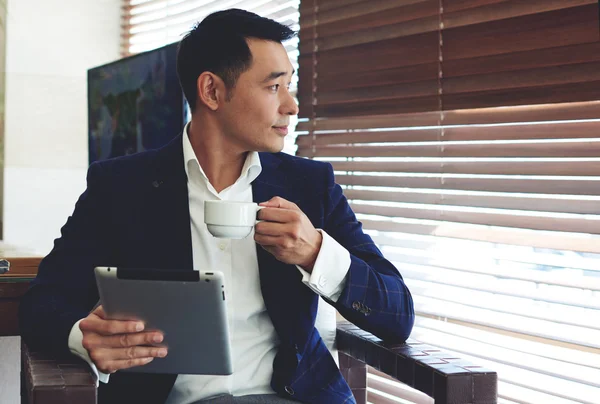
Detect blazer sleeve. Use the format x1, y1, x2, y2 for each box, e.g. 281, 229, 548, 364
19, 162, 113, 356
321, 163, 415, 343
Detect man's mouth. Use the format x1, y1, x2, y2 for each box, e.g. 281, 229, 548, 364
272, 126, 289, 135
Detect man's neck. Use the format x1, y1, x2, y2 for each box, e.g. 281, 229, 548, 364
188, 119, 247, 193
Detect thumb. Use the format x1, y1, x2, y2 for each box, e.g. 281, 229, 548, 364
92, 305, 107, 319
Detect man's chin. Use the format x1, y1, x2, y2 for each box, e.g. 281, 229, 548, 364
258, 141, 285, 154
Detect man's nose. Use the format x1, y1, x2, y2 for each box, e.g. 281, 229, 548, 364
281, 91, 299, 116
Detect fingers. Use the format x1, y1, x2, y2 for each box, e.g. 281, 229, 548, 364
95, 356, 156, 374
83, 331, 168, 374
257, 207, 300, 224
259, 196, 298, 210
255, 221, 287, 236
82, 330, 164, 350
80, 306, 169, 374
80, 315, 144, 336
254, 234, 282, 247
90, 346, 167, 363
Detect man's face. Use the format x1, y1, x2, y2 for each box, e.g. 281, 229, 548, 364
217, 38, 299, 153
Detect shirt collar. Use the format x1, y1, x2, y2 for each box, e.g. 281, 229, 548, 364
182, 122, 262, 188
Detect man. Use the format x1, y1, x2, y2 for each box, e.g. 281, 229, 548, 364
19, 9, 414, 404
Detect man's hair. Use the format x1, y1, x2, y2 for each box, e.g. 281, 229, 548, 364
176, 9, 296, 111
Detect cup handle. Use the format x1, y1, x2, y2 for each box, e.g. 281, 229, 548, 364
255, 205, 265, 225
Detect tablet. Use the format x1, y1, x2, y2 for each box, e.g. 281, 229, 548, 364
94, 266, 232, 375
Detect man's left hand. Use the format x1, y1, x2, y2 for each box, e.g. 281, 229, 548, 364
254, 197, 322, 272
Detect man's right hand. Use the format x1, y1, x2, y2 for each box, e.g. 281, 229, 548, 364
79, 305, 168, 374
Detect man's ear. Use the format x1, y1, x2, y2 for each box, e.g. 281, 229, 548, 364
196, 72, 226, 111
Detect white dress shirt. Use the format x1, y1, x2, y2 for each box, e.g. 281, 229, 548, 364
68, 125, 351, 403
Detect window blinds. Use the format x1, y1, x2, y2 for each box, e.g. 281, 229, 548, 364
121, 0, 300, 58
298, 1, 600, 402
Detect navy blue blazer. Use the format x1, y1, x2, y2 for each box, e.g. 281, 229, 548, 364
19, 135, 414, 404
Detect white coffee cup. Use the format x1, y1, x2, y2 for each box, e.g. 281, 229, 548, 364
204, 200, 264, 239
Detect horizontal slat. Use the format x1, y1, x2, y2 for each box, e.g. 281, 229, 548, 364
443, 4, 599, 61
296, 122, 600, 145
497, 397, 519, 404
299, 0, 437, 36
497, 381, 582, 404
296, 129, 441, 146
301, 94, 440, 117
122, 0, 163, 12
300, 0, 425, 18
445, 101, 600, 126
335, 174, 600, 196
441, 0, 529, 14
299, 97, 439, 118
404, 268, 600, 310
443, 0, 596, 30
380, 245, 600, 286
330, 160, 600, 176
298, 141, 600, 158
296, 102, 600, 131
299, 62, 439, 95
296, 111, 441, 131
351, 203, 600, 235
443, 41, 600, 78
442, 79, 600, 111
382, 249, 600, 284
315, 79, 439, 105
444, 61, 600, 95
413, 317, 600, 369
358, 218, 600, 254
413, 296, 600, 350
299, 0, 363, 14
297, 33, 439, 90
299, 0, 380, 16
298, 14, 439, 54
368, 373, 434, 404
343, 189, 600, 215
406, 278, 600, 329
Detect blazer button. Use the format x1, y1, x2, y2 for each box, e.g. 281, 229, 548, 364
285, 386, 295, 396
352, 301, 360, 310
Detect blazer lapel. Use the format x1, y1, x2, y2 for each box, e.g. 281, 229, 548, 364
253, 153, 318, 346
145, 134, 193, 271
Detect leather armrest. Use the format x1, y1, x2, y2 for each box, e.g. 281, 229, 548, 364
21, 340, 97, 404
336, 321, 497, 404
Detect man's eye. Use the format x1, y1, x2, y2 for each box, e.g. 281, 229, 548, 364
269, 84, 280, 91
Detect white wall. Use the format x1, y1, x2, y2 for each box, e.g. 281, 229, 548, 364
4, 0, 121, 254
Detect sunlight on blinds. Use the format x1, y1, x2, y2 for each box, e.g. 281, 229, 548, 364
298, 0, 600, 402
122, 0, 299, 57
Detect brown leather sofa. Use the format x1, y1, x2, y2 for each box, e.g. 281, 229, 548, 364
20, 322, 497, 404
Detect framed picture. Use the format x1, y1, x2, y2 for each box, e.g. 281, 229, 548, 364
88, 42, 188, 164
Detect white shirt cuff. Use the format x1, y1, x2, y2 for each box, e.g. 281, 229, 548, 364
296, 229, 350, 302
68, 319, 111, 385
